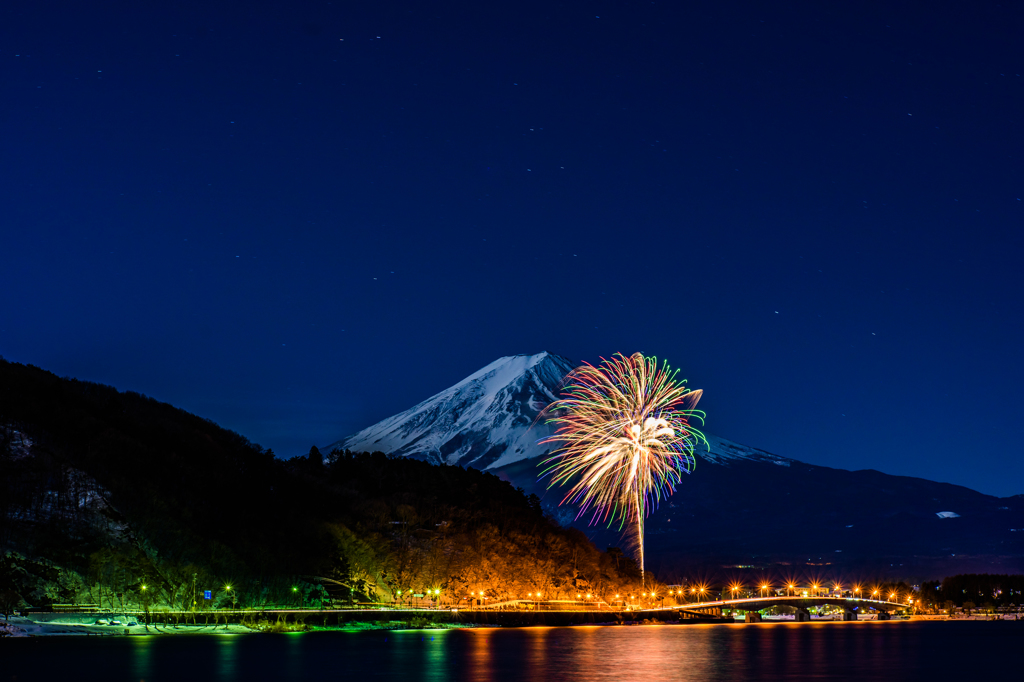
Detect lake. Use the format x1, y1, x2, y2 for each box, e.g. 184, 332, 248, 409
3, 620, 1021, 681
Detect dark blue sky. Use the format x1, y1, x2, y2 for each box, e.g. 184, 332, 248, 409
3, 1, 1021, 496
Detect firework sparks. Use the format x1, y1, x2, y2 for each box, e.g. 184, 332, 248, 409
539, 352, 707, 582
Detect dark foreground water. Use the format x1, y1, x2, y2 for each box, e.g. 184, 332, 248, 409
3, 621, 1021, 681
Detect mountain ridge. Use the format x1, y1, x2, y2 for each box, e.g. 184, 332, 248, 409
326, 352, 1024, 578
326, 352, 577, 470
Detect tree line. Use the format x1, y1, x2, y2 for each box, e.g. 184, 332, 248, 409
0, 358, 640, 614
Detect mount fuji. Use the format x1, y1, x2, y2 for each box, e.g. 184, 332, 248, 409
327, 352, 1024, 578
326, 352, 577, 470
327, 352, 791, 472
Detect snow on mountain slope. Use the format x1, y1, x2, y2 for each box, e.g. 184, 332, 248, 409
325, 352, 578, 470
327, 352, 795, 472
701, 432, 793, 467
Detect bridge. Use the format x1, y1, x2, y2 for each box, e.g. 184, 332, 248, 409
660, 596, 906, 622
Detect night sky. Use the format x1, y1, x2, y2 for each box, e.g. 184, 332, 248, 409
3, 1, 1021, 496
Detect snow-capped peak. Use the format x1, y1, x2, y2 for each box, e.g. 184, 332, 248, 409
326, 352, 797, 472
325, 352, 578, 469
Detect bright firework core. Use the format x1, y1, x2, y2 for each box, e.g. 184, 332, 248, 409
540, 352, 708, 585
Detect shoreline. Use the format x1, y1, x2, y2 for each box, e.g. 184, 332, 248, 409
2, 613, 1019, 638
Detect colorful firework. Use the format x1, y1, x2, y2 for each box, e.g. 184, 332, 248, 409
539, 352, 707, 582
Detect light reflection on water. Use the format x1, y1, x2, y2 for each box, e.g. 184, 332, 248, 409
3, 620, 1021, 681
129, 635, 153, 680
219, 634, 239, 680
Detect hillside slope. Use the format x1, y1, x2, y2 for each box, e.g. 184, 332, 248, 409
329, 353, 1024, 579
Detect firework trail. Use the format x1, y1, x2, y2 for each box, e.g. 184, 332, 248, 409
539, 353, 707, 583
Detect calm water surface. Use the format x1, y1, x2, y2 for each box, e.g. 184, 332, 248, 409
3, 621, 1020, 681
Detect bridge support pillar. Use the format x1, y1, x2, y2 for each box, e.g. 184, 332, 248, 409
744, 612, 762, 623
842, 609, 857, 621
876, 611, 891, 621
795, 608, 811, 622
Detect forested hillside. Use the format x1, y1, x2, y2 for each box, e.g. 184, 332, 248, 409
0, 359, 640, 613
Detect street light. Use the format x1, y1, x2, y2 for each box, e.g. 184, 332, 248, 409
788, 584, 794, 597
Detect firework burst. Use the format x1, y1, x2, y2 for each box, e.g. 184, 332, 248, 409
539, 352, 707, 582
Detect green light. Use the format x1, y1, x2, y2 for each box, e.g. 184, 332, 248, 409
141, 585, 147, 591
292, 587, 298, 592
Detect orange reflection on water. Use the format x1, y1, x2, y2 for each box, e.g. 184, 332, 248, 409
465, 627, 495, 681
463, 623, 733, 681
